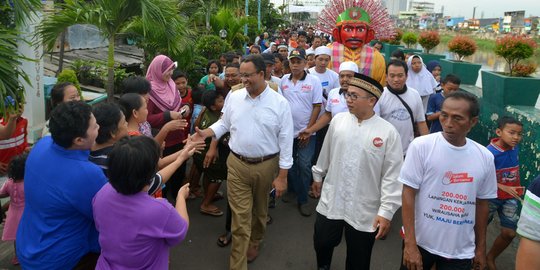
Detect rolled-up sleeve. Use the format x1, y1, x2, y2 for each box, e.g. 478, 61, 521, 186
278, 101, 294, 169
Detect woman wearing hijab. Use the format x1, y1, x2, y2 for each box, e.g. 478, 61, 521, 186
426, 60, 443, 93
146, 54, 190, 202
406, 55, 438, 114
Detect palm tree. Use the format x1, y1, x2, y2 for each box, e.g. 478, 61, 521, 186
0, 0, 42, 116
40, 0, 188, 101
210, 8, 253, 50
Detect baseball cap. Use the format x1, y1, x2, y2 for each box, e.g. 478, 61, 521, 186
288, 48, 306, 60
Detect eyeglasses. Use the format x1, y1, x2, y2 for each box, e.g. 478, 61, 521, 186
342, 91, 372, 101
239, 72, 258, 78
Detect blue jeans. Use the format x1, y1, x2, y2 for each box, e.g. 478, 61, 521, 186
288, 136, 316, 204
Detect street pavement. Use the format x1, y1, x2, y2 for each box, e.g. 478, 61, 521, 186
0, 186, 518, 269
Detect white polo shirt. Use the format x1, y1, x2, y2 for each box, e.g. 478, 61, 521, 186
325, 87, 348, 117
280, 71, 323, 137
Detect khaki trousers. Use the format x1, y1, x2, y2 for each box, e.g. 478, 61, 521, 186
227, 154, 279, 270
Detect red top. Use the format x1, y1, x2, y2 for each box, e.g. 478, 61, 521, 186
0, 117, 28, 165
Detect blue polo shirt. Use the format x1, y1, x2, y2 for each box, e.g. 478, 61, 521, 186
426, 92, 445, 133
16, 136, 107, 269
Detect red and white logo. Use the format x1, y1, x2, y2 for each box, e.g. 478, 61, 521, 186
442, 171, 474, 185
372, 137, 383, 147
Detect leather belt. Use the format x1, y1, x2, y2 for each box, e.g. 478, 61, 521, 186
231, 151, 278, 164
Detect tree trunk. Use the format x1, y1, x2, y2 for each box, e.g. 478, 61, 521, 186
55, 30, 67, 76
106, 36, 115, 102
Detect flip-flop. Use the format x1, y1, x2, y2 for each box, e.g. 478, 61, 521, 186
217, 231, 232, 247
212, 192, 224, 202
200, 207, 224, 217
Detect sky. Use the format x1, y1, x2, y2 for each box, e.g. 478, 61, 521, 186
429, 0, 540, 18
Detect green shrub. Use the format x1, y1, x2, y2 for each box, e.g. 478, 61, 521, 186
195, 35, 233, 61
418, 31, 440, 54
494, 35, 537, 76
402, 32, 418, 48
57, 69, 82, 97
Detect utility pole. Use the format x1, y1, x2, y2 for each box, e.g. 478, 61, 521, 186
472, 6, 477, 20
258, 0, 261, 30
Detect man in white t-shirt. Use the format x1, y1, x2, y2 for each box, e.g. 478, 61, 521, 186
307, 46, 340, 170
400, 91, 497, 270
280, 48, 323, 216
377, 60, 429, 156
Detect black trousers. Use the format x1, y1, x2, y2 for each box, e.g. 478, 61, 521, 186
314, 213, 377, 270
399, 242, 472, 270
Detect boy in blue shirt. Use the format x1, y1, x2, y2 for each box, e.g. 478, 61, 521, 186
426, 74, 461, 133
486, 116, 524, 270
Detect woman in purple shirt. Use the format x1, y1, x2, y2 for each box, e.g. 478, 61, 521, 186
92, 136, 197, 269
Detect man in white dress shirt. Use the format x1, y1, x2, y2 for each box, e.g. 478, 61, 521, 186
312, 72, 403, 270
194, 54, 294, 270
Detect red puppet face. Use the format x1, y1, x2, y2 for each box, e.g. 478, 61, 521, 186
333, 22, 375, 50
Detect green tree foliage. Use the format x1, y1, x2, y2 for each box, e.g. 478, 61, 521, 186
195, 35, 234, 61
210, 8, 252, 50
402, 32, 418, 48
39, 0, 188, 101
0, 0, 42, 116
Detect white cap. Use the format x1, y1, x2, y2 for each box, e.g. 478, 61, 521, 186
314, 46, 332, 57
339, 61, 358, 73
305, 48, 315, 56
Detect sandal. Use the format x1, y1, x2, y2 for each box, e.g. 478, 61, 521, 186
217, 231, 232, 247
212, 191, 224, 202
266, 214, 273, 225
200, 207, 224, 217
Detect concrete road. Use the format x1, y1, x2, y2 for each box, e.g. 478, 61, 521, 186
0, 188, 517, 269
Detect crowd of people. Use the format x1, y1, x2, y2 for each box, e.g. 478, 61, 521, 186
0, 22, 538, 270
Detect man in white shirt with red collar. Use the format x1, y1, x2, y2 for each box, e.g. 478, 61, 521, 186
194, 54, 294, 270
280, 48, 323, 216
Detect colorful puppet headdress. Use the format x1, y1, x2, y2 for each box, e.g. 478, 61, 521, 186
317, 0, 396, 40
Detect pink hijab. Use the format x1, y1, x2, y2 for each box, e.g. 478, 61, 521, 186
146, 55, 181, 112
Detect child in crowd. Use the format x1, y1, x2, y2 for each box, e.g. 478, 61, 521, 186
486, 116, 524, 270
92, 136, 200, 269
118, 93, 149, 136
193, 90, 227, 216
426, 60, 442, 93
42, 82, 81, 137
390, 49, 405, 61
306, 50, 316, 69
173, 71, 193, 131
426, 74, 461, 133
273, 53, 285, 78
0, 153, 28, 265
199, 60, 222, 91
123, 76, 153, 137
121, 81, 186, 146
283, 59, 291, 75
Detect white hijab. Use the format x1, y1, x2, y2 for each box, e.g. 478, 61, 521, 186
406, 55, 438, 96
